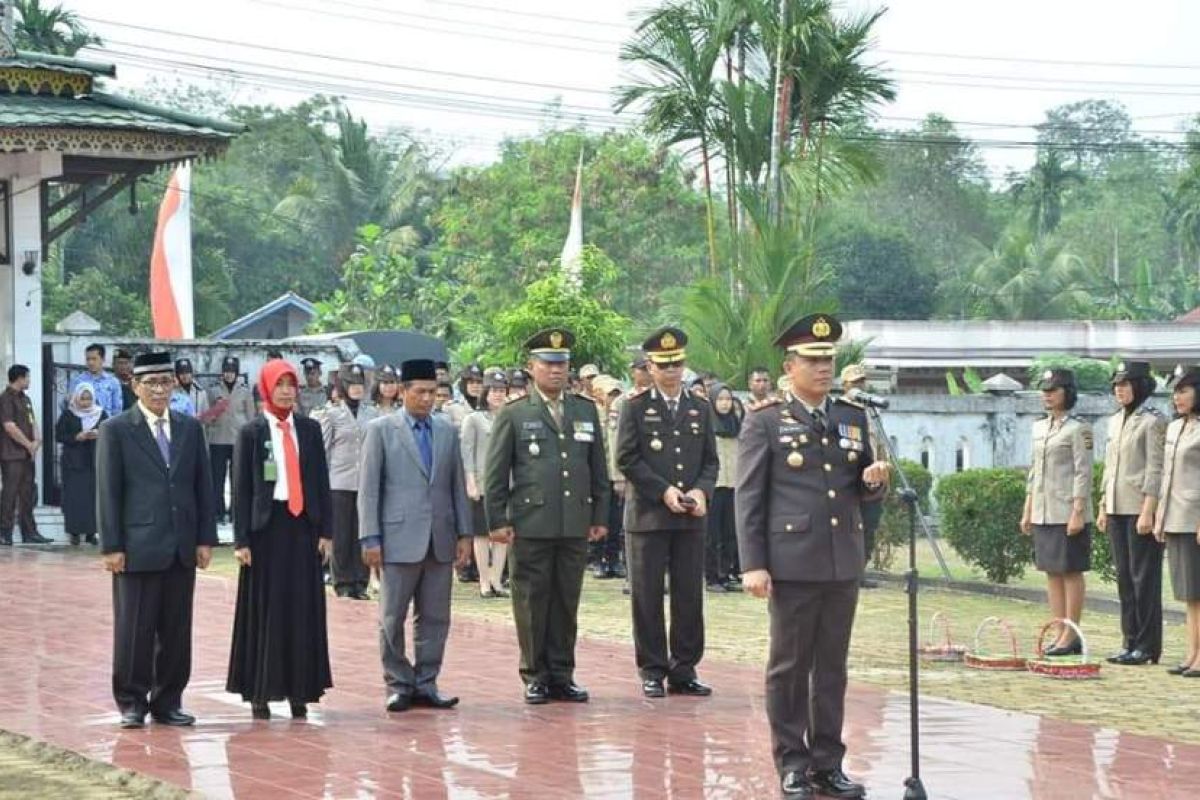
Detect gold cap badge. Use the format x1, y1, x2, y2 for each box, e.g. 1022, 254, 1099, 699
661, 332, 677, 350
813, 318, 832, 339
550, 331, 563, 349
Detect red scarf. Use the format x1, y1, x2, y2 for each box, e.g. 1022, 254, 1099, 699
258, 360, 299, 421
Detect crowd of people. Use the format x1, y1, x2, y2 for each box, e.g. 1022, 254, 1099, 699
0, 319, 1195, 799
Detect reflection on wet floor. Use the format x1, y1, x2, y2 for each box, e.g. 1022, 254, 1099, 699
1, 548, 1197, 799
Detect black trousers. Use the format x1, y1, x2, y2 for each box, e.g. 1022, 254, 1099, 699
0, 459, 37, 537
1108, 514, 1164, 658
596, 487, 625, 564
862, 499, 884, 566
209, 444, 234, 517
112, 561, 196, 716
330, 490, 368, 592
766, 579, 859, 775
705, 487, 738, 583
509, 537, 588, 686
628, 528, 705, 682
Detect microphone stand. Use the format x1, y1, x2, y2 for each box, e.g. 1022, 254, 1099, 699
864, 404, 928, 800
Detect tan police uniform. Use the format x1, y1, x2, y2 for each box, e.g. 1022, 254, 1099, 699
1156, 365, 1200, 601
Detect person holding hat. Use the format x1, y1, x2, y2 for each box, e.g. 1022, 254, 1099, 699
69, 343, 123, 418
298, 358, 329, 418
1020, 368, 1095, 657
484, 327, 611, 704
112, 348, 137, 411
1098, 360, 1166, 666
170, 358, 208, 419
736, 314, 889, 800
617, 326, 719, 699
97, 352, 217, 728
1155, 365, 1200, 676
370, 364, 402, 414
462, 367, 510, 598
359, 359, 473, 712
228, 359, 334, 719
320, 364, 378, 600
204, 356, 256, 524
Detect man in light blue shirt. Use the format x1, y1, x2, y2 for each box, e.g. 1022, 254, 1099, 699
69, 343, 123, 417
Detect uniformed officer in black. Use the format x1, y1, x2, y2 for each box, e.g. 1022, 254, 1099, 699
617, 327, 719, 698
736, 314, 889, 800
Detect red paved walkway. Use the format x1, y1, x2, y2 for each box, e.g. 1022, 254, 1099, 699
1, 548, 1198, 799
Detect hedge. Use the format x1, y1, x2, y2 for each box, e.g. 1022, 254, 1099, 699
1028, 354, 1114, 393
872, 459, 933, 570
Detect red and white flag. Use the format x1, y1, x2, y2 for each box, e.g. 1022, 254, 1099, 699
560, 151, 584, 289
149, 164, 194, 339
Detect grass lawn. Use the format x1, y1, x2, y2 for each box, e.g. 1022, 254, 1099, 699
0, 732, 186, 800
209, 547, 1200, 743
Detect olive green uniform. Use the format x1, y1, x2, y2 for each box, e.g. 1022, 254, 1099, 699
484, 389, 611, 686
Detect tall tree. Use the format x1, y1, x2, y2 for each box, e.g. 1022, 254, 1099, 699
12, 0, 100, 55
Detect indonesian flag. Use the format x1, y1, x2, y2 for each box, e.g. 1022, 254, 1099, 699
560, 151, 584, 289
150, 164, 194, 339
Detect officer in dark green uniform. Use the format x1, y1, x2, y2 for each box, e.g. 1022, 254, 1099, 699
484, 328, 611, 704
617, 327, 719, 698
736, 314, 889, 800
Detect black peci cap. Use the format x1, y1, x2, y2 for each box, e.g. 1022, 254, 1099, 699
401, 359, 438, 382
133, 352, 173, 376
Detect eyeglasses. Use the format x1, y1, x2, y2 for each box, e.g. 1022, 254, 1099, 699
137, 378, 174, 391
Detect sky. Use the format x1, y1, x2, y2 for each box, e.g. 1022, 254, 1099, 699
61, 0, 1200, 180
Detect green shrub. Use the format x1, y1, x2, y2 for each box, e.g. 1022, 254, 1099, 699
934, 468, 1033, 583
1028, 354, 1114, 393
872, 459, 934, 570
1090, 461, 1117, 583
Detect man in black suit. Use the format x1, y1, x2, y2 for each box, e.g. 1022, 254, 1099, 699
98, 351, 217, 729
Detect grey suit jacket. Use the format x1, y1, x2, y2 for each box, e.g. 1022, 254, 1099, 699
358, 408, 471, 564
321, 402, 379, 492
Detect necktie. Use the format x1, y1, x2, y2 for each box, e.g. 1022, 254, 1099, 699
811, 406, 827, 434
667, 398, 678, 418
277, 417, 305, 517
415, 419, 433, 473
548, 398, 563, 429
155, 418, 170, 465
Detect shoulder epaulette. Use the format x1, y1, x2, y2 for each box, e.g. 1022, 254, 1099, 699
1136, 405, 1165, 417
748, 396, 783, 412
505, 394, 525, 405
835, 395, 865, 410
627, 387, 649, 401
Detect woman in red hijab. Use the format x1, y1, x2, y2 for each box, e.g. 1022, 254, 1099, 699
227, 359, 334, 720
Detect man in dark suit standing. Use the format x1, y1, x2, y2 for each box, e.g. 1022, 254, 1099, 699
360, 359, 472, 712
617, 327, 719, 698
98, 351, 217, 729
736, 315, 889, 800
485, 328, 610, 704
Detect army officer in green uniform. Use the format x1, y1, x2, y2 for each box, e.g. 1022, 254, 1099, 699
485, 328, 610, 704
736, 314, 889, 800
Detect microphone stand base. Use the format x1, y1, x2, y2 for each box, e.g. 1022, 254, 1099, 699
903, 776, 928, 800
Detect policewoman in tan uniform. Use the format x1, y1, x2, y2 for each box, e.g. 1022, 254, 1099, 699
736, 314, 888, 800
1020, 368, 1094, 656
1154, 365, 1200, 676
1097, 360, 1166, 665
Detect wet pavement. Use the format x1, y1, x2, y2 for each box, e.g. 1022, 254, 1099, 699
1, 548, 1198, 799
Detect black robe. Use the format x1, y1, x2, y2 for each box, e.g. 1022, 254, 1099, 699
55, 410, 107, 536
226, 414, 333, 703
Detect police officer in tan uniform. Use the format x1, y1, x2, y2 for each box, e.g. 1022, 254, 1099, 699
617, 327, 719, 699
1020, 368, 1094, 656
736, 314, 888, 800
1098, 360, 1166, 665
298, 358, 329, 418
1155, 365, 1200, 676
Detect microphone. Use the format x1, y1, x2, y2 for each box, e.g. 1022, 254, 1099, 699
847, 388, 890, 410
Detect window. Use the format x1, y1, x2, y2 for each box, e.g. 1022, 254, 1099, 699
956, 438, 970, 472
920, 436, 934, 471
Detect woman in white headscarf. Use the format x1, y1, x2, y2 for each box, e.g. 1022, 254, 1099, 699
55, 382, 108, 545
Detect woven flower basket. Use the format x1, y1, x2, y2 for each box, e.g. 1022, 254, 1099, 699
963, 616, 1028, 671
919, 611, 967, 663
1026, 619, 1102, 680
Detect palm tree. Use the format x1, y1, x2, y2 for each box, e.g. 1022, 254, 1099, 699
12, 0, 101, 56
616, 1, 733, 277
969, 226, 1092, 319
1009, 151, 1085, 238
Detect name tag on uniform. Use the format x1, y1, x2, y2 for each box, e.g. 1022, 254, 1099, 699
779, 423, 808, 436
573, 421, 595, 442
263, 460, 278, 482
523, 421, 545, 430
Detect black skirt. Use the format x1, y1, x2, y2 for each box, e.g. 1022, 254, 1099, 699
1167, 533, 1200, 602
226, 503, 333, 703
470, 497, 489, 537
60, 465, 97, 536
1032, 523, 1092, 574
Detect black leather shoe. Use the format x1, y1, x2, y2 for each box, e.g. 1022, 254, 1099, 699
1182, 668, 1200, 678
119, 711, 145, 729
1115, 649, 1158, 666
349, 589, 371, 601
524, 682, 550, 705
808, 767, 865, 799
151, 709, 196, 726
251, 702, 271, 719
85, 534, 98, 545
781, 771, 815, 798
386, 693, 411, 712
21, 532, 51, 544
548, 682, 589, 702
413, 689, 460, 709
1106, 649, 1131, 664
668, 679, 713, 697
1043, 639, 1083, 658
288, 701, 307, 719
642, 679, 666, 698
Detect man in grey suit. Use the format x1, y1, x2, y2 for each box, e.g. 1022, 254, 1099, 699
360, 359, 472, 712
